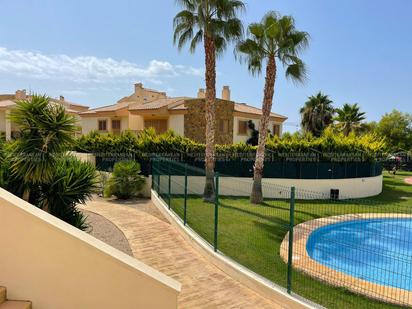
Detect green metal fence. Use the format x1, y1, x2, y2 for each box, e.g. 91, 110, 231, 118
152, 157, 412, 309
97, 153, 382, 179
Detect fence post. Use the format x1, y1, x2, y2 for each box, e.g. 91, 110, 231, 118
183, 163, 188, 225
156, 159, 161, 195
213, 172, 220, 252
287, 186, 296, 294
151, 158, 155, 190
168, 162, 171, 209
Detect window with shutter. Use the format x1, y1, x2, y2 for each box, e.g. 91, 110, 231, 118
112, 119, 121, 130
273, 124, 280, 137
98, 120, 107, 131
144, 119, 168, 134
238, 120, 248, 135
219, 119, 229, 133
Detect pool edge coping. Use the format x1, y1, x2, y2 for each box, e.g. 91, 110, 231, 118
280, 213, 412, 307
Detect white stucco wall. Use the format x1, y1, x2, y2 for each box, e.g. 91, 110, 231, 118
169, 115, 184, 136
128, 113, 144, 131
80, 117, 129, 134
120, 116, 129, 131
233, 116, 257, 143
81, 118, 99, 135
156, 175, 383, 199
0, 188, 180, 309
233, 116, 283, 143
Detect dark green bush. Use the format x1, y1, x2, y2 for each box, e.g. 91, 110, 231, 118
36, 156, 97, 230
76, 127, 386, 162
105, 161, 146, 199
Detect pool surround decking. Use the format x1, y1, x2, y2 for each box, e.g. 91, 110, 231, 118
280, 213, 412, 307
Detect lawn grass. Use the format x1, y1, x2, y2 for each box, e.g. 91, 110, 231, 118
165, 171, 412, 309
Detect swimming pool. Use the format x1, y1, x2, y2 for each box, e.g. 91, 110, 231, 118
306, 218, 412, 291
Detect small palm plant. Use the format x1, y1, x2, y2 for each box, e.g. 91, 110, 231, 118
37, 156, 97, 230
236, 11, 309, 204
9, 95, 76, 203
105, 161, 145, 199
173, 0, 245, 201
334, 103, 366, 136
2, 94, 96, 230
300, 92, 335, 137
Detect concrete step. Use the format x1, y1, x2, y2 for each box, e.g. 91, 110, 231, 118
0, 287, 6, 305
0, 301, 32, 309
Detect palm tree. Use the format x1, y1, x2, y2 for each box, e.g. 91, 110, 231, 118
334, 103, 366, 136
173, 0, 244, 201
38, 156, 96, 230
300, 92, 334, 137
236, 12, 309, 204
8, 95, 77, 205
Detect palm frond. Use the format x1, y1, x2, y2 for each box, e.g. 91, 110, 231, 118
175, 0, 196, 11
174, 0, 245, 54
190, 29, 203, 53
285, 59, 307, 84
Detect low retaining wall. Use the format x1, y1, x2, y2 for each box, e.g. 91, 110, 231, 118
0, 188, 180, 309
72, 152, 382, 199
70, 151, 96, 165
156, 175, 383, 199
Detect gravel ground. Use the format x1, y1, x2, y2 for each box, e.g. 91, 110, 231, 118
82, 209, 133, 256
81, 195, 169, 256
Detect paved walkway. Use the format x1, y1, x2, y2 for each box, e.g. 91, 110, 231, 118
80, 198, 282, 309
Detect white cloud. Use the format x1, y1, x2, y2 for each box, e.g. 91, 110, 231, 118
60, 89, 88, 96
0, 47, 203, 84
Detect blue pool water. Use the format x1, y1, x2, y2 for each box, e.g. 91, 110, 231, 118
306, 218, 412, 290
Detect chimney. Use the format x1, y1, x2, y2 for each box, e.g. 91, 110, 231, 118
59, 95, 65, 101
222, 86, 230, 101
15, 89, 27, 100
134, 82, 143, 95
197, 88, 205, 99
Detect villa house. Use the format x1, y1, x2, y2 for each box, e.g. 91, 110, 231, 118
0, 90, 89, 140
80, 83, 287, 144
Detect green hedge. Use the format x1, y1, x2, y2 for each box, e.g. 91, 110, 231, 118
75, 127, 386, 163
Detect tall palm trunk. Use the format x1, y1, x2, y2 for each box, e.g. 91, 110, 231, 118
251, 55, 277, 204
203, 34, 216, 201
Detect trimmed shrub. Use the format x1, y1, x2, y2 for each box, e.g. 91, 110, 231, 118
76, 127, 386, 163
105, 161, 146, 199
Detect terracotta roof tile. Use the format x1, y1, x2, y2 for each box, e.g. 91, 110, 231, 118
80, 102, 130, 114
234, 103, 287, 119
50, 98, 89, 109
129, 97, 189, 111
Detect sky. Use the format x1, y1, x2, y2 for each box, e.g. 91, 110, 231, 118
1, 0, 411, 132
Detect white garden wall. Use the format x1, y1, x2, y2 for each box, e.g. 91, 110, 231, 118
156, 175, 383, 199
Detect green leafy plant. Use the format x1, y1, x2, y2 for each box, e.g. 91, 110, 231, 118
76, 128, 386, 164
374, 110, 412, 152
105, 161, 146, 199
334, 103, 366, 136
36, 156, 97, 229
236, 11, 310, 203
300, 92, 335, 137
0, 95, 96, 230
173, 0, 245, 201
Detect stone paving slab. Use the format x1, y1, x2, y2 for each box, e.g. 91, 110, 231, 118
80, 198, 283, 309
